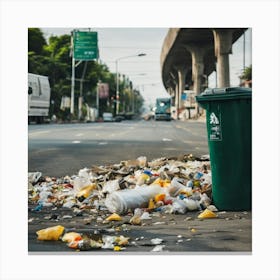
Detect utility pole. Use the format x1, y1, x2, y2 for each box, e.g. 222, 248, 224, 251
78, 61, 88, 120
115, 53, 146, 115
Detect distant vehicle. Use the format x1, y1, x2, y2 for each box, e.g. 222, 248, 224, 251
28, 73, 51, 124
102, 112, 114, 122
114, 115, 124, 122
155, 98, 171, 121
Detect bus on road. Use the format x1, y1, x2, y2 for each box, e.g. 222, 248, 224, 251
155, 98, 171, 121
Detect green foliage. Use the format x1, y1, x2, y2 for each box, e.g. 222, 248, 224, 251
44, 35, 71, 63
240, 65, 252, 81
28, 28, 143, 120
28, 28, 47, 55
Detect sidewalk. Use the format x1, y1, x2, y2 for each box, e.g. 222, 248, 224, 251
181, 114, 206, 123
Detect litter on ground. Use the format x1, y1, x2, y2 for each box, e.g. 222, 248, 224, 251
29, 154, 221, 251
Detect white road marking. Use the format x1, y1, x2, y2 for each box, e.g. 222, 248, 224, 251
72, 140, 81, 144
75, 133, 84, 137
98, 142, 108, 145
29, 130, 50, 136
162, 138, 173, 142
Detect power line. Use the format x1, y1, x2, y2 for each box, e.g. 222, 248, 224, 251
105, 60, 159, 63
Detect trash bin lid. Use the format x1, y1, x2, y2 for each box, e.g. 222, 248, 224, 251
196, 87, 251, 102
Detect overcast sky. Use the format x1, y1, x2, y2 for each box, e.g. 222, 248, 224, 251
41, 28, 252, 109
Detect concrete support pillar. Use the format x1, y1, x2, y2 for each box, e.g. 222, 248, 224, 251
175, 83, 180, 119
186, 46, 205, 115
167, 87, 176, 118
213, 29, 234, 87
177, 67, 187, 110
167, 87, 174, 103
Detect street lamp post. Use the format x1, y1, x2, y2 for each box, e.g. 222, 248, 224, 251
115, 53, 146, 115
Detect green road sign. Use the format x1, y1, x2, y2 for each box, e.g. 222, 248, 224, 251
73, 31, 98, 60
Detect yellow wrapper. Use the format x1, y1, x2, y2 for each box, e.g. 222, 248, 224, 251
76, 184, 96, 199
154, 193, 166, 202
36, 225, 65, 241
148, 198, 155, 210
197, 209, 217, 219
106, 213, 122, 221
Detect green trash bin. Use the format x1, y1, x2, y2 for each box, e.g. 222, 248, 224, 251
196, 87, 252, 211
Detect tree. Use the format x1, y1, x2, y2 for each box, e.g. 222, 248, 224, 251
240, 65, 252, 81
28, 28, 47, 55
28, 28, 144, 120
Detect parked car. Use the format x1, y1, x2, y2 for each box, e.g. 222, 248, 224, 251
102, 112, 114, 122
114, 115, 124, 122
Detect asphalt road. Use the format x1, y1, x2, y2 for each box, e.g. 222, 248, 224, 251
28, 205, 252, 253
28, 119, 209, 177
28, 119, 252, 253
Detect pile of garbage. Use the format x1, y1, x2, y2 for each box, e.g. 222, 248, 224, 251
28, 154, 218, 251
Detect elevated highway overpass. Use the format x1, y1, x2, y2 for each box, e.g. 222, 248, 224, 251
160, 28, 247, 118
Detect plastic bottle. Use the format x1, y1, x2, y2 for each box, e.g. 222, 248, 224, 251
105, 184, 163, 214
186, 180, 194, 188
73, 173, 92, 192
137, 156, 147, 168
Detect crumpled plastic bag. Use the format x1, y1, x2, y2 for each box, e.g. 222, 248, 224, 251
62, 232, 82, 243
151, 245, 165, 252
36, 225, 65, 241
102, 179, 120, 194
168, 177, 192, 197
28, 172, 42, 184
172, 199, 187, 214
183, 198, 200, 211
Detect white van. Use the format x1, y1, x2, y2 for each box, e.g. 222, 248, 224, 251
28, 73, 51, 124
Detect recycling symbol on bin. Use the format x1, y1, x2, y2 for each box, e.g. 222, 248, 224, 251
209, 112, 222, 141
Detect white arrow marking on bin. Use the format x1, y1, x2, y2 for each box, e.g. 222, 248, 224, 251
210, 112, 219, 124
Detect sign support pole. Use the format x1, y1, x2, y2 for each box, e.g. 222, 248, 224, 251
70, 55, 75, 115
96, 81, 100, 119
70, 31, 75, 116
71, 30, 99, 118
